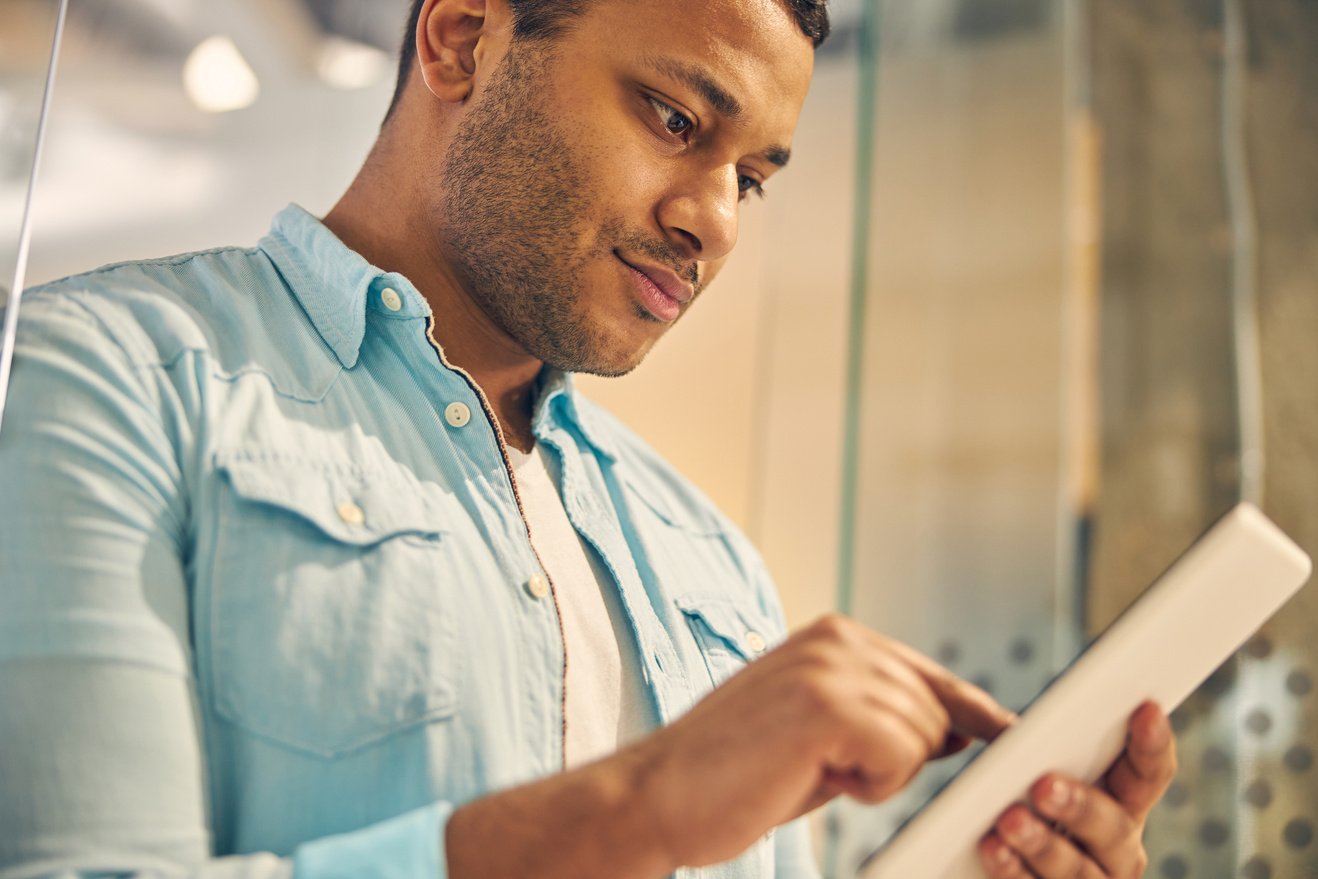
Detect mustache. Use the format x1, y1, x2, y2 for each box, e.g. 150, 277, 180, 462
614, 231, 702, 291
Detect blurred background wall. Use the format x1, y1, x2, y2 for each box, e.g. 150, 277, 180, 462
1087, 3, 1318, 878
2, 1, 1315, 877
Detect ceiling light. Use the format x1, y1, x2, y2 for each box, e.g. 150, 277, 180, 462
316, 36, 390, 90
183, 36, 259, 114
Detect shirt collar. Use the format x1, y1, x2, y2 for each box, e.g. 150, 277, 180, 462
535, 369, 621, 462
261, 204, 620, 460
260, 204, 385, 369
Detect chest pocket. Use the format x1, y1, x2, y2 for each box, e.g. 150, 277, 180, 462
676, 594, 778, 689
209, 451, 461, 758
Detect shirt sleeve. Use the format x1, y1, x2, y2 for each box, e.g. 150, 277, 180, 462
0, 293, 454, 879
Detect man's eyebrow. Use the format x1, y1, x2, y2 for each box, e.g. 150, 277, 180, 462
643, 55, 743, 119
764, 146, 792, 168
641, 55, 792, 168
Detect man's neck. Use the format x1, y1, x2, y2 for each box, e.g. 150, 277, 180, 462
322, 150, 543, 453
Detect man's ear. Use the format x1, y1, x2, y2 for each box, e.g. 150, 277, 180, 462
415, 0, 498, 103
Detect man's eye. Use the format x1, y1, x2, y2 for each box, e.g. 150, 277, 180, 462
738, 175, 766, 200
648, 97, 693, 137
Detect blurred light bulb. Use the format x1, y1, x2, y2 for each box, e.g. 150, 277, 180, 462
183, 36, 259, 113
316, 36, 390, 90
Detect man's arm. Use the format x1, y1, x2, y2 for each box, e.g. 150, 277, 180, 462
445, 614, 1015, 877
0, 293, 452, 879
442, 615, 1174, 879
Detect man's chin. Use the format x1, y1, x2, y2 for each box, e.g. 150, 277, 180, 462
571, 361, 641, 379
542, 339, 654, 379
546, 348, 645, 379
538, 319, 665, 378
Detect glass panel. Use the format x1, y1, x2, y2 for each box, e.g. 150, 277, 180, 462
832, 0, 1318, 876
830, 0, 1085, 871
735, 0, 865, 632
1092, 2, 1318, 876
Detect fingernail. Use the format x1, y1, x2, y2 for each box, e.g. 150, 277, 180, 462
1045, 778, 1072, 814
1004, 813, 1040, 845
1151, 709, 1172, 747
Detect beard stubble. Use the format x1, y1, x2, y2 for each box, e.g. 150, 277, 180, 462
436, 45, 670, 377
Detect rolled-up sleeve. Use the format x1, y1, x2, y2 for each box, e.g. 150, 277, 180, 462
0, 293, 452, 879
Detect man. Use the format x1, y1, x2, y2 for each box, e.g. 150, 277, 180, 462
0, 0, 1175, 876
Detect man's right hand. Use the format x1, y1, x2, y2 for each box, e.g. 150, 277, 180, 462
446, 613, 1013, 878
629, 613, 1015, 868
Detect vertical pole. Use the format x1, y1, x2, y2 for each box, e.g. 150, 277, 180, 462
835, 1, 882, 622
0, 0, 71, 439
827, 2, 882, 875
1221, 0, 1262, 869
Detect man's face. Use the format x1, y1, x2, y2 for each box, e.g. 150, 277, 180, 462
431, 0, 815, 376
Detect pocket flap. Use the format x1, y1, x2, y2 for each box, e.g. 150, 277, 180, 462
676, 594, 777, 662
217, 452, 447, 547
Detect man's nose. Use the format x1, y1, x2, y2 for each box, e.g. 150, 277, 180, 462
656, 166, 740, 263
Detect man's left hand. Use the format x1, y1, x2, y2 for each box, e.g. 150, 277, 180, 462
977, 701, 1177, 878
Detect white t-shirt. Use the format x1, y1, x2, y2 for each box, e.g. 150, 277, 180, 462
505, 443, 653, 768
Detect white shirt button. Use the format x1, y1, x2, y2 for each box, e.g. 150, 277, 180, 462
336, 501, 365, 526
380, 287, 403, 311
525, 574, 550, 599
745, 631, 768, 654
444, 402, 472, 428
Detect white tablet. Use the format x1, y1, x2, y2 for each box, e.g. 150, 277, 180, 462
859, 502, 1312, 879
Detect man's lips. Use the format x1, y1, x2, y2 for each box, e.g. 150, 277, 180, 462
617, 254, 694, 305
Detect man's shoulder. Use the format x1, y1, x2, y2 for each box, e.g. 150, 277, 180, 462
21, 244, 337, 397
25, 245, 268, 355
29, 244, 268, 305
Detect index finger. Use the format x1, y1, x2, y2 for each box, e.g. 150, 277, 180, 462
882, 637, 1018, 742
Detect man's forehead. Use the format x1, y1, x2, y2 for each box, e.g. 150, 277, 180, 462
588, 0, 815, 125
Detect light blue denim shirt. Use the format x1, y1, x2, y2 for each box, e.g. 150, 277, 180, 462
0, 205, 819, 879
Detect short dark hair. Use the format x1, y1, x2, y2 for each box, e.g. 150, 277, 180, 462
383, 0, 830, 122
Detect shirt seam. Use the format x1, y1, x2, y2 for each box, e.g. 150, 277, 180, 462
26, 246, 258, 293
